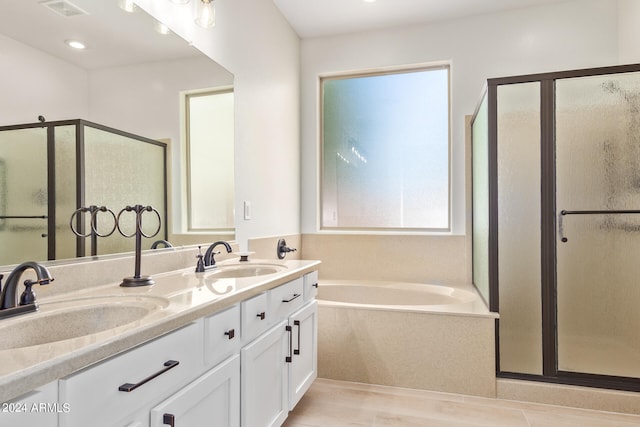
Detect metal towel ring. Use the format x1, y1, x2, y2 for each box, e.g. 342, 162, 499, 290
90, 206, 117, 237
69, 207, 92, 238
70, 206, 116, 238
116, 205, 162, 239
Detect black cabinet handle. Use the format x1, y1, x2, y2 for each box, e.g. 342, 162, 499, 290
118, 360, 179, 392
256, 311, 266, 320
294, 320, 301, 355
224, 328, 235, 340
282, 293, 300, 303
312, 283, 318, 288
163, 413, 175, 426
285, 325, 293, 363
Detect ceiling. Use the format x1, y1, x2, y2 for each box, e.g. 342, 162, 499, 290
273, 0, 572, 38
0, 0, 574, 70
0, 0, 199, 70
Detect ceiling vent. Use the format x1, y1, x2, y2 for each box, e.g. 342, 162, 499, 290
40, 0, 89, 17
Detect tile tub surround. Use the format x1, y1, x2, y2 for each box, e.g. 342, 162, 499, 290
317, 302, 497, 398
0, 256, 320, 402
301, 233, 467, 285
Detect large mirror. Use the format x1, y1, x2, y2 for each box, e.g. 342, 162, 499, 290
0, 0, 234, 267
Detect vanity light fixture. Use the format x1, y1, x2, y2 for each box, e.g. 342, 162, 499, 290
194, 0, 215, 28
65, 39, 86, 50
118, 0, 136, 12
155, 20, 172, 35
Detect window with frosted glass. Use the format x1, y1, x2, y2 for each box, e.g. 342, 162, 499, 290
321, 66, 450, 230
186, 89, 234, 231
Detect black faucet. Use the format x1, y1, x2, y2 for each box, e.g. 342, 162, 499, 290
203, 241, 233, 268
0, 262, 54, 319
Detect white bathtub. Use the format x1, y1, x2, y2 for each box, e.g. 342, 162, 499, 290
317, 280, 486, 314
316, 279, 498, 397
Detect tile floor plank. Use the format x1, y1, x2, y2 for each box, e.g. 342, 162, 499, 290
283, 379, 640, 427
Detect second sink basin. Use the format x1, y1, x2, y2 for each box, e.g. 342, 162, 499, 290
0, 295, 168, 350
205, 263, 287, 279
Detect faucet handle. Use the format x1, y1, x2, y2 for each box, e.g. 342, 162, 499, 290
195, 246, 205, 273
19, 280, 37, 306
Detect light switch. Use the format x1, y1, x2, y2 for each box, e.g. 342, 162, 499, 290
244, 200, 251, 220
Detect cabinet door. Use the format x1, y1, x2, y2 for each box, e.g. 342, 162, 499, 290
288, 301, 318, 410
240, 321, 288, 427
150, 355, 240, 427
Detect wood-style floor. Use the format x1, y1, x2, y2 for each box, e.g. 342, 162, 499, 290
283, 379, 640, 427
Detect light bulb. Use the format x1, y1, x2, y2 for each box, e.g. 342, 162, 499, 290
118, 0, 136, 12
195, 0, 215, 28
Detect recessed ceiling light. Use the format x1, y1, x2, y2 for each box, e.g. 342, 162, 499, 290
65, 39, 87, 50
363, 0, 376, 3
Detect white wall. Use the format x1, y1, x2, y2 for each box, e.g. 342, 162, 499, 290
300, 0, 621, 235
0, 34, 89, 125
134, 0, 301, 250
618, 0, 640, 63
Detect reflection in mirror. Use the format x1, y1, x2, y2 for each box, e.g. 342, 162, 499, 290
0, 0, 234, 268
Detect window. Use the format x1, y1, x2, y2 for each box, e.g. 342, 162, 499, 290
184, 88, 234, 231
320, 65, 450, 231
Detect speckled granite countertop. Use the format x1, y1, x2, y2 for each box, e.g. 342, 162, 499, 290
0, 258, 320, 402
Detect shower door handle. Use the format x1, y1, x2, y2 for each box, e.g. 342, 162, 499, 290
559, 209, 640, 242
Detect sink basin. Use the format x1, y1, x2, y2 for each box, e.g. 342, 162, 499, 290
0, 295, 168, 350
205, 263, 287, 279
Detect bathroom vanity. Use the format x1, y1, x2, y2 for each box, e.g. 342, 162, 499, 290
0, 259, 319, 427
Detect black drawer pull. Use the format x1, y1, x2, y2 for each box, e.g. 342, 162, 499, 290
282, 293, 301, 303
163, 413, 175, 427
256, 311, 266, 320
285, 325, 293, 363
312, 283, 318, 288
118, 360, 179, 392
224, 328, 235, 339
294, 320, 301, 355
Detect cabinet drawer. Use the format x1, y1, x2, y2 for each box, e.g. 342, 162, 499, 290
151, 355, 240, 427
205, 304, 241, 367
303, 271, 318, 302
270, 277, 304, 322
241, 292, 269, 343
59, 322, 203, 427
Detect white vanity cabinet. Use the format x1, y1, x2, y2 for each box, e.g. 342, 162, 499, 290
58, 321, 204, 427
150, 354, 240, 427
240, 272, 318, 427
4, 268, 319, 427
287, 300, 318, 410
240, 320, 289, 427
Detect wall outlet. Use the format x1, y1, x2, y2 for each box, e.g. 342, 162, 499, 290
244, 200, 251, 220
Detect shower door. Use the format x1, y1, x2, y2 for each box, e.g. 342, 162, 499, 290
555, 72, 640, 379
0, 127, 49, 264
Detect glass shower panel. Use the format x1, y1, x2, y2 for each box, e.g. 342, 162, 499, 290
472, 93, 489, 305
556, 72, 640, 378
0, 127, 48, 264
497, 82, 542, 374
83, 126, 166, 255
54, 126, 77, 261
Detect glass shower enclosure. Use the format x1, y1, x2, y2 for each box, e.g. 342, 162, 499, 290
472, 63, 640, 391
0, 119, 167, 266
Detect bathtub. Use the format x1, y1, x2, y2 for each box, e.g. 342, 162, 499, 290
316, 280, 498, 397
317, 280, 479, 312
